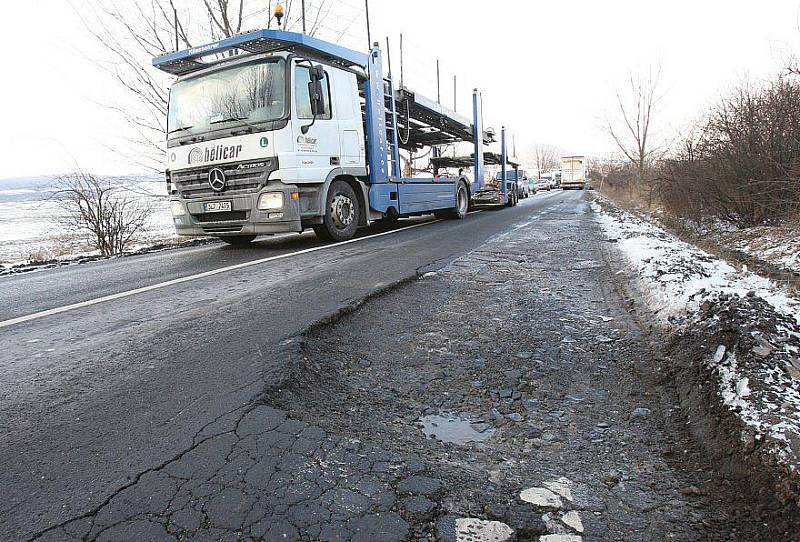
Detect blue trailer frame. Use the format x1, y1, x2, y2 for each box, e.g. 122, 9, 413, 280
153, 29, 493, 218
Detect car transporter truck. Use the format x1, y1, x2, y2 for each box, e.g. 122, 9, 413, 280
153, 28, 518, 244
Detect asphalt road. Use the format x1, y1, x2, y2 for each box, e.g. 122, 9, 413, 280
0, 189, 575, 541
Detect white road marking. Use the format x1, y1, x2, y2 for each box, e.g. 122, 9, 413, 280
0, 218, 445, 330
0, 194, 571, 331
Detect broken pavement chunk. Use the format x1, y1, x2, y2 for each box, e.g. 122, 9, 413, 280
540, 535, 582, 542
543, 477, 574, 502
519, 487, 563, 509
561, 510, 584, 533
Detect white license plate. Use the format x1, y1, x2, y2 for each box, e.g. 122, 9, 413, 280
204, 201, 232, 213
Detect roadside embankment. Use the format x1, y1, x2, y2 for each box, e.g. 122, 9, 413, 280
593, 195, 800, 512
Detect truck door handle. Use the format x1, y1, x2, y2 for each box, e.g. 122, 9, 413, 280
330, 156, 340, 165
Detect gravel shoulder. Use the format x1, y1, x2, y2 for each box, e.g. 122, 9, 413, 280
268, 194, 794, 540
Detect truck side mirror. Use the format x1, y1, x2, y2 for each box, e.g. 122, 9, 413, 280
310, 64, 325, 81
302, 64, 325, 134
308, 79, 324, 116
309, 65, 325, 116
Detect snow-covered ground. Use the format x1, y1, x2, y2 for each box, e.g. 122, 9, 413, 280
592, 196, 800, 489
719, 226, 800, 275
592, 200, 800, 326
0, 176, 175, 265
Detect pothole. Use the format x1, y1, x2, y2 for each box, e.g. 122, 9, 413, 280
418, 413, 495, 445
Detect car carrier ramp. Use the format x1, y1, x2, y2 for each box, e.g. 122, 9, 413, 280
394, 87, 493, 150
430, 153, 519, 174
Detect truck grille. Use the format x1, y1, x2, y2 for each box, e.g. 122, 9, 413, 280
171, 158, 278, 199
193, 211, 248, 223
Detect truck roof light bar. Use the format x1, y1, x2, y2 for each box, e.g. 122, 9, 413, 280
152, 29, 369, 76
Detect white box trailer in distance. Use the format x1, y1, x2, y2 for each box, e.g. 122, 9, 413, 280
560, 156, 586, 190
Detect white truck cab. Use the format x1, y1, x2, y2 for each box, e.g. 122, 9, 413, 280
166, 52, 367, 244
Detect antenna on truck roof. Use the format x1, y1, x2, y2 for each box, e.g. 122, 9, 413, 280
365, 0, 372, 51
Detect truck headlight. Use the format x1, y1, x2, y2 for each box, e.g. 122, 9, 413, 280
170, 200, 185, 217
257, 192, 284, 210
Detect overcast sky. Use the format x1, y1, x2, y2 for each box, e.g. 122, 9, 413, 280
2, 0, 800, 178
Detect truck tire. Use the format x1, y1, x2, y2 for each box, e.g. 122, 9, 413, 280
434, 181, 468, 220
313, 179, 361, 242
220, 235, 256, 245
506, 190, 517, 207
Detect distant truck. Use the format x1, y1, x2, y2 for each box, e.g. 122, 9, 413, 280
560, 156, 586, 190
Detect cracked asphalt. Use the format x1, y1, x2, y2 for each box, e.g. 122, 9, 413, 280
0, 190, 782, 541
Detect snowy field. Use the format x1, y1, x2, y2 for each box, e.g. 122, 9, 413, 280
0, 176, 175, 265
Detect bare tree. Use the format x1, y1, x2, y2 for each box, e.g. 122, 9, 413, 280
74, 0, 339, 170
531, 144, 561, 177
605, 67, 669, 203
53, 172, 155, 257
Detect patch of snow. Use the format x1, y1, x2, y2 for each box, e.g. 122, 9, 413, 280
723, 225, 800, 275
592, 200, 799, 327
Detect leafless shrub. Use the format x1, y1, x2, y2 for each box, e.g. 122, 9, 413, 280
52, 172, 155, 256
531, 144, 561, 177
605, 67, 671, 207
597, 162, 649, 209
658, 78, 800, 228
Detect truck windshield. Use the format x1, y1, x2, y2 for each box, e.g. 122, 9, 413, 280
168, 58, 286, 136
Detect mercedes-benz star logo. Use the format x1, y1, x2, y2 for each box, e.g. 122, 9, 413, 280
208, 168, 226, 192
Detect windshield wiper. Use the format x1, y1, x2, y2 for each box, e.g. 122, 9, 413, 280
210, 115, 249, 125
169, 125, 194, 134
210, 115, 259, 132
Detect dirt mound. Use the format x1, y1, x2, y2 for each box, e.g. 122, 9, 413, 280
667, 291, 800, 518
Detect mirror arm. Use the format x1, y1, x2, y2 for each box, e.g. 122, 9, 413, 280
301, 114, 317, 134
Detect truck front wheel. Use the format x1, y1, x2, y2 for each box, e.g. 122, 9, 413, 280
313, 179, 361, 242
506, 190, 517, 207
